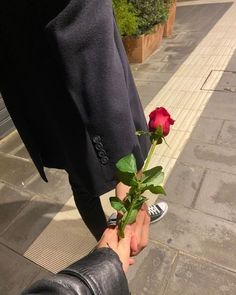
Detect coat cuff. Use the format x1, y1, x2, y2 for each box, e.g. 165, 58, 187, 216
59, 248, 130, 295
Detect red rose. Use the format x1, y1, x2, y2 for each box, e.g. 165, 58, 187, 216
149, 107, 174, 136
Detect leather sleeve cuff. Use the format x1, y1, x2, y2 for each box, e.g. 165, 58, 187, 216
59, 248, 130, 295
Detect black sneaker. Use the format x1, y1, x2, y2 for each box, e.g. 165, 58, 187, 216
148, 202, 168, 224
107, 202, 168, 226
107, 212, 118, 226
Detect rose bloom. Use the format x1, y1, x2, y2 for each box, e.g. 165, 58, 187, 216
149, 107, 174, 136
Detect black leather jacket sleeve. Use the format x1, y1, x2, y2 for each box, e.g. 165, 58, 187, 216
21, 248, 130, 295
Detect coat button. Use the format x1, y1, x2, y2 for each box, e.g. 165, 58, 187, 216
101, 156, 109, 165
95, 142, 103, 150
92, 135, 101, 143
98, 150, 106, 158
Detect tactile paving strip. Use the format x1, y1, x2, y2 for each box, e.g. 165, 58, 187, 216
24, 197, 97, 273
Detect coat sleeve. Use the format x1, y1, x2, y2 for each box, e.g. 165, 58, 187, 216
21, 248, 130, 295
44, 0, 148, 169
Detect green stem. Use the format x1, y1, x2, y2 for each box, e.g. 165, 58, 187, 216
118, 138, 160, 237
120, 195, 136, 236
142, 140, 157, 172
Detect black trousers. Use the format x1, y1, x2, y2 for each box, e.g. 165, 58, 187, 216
68, 173, 108, 241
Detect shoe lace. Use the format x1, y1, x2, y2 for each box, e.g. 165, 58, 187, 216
148, 205, 160, 215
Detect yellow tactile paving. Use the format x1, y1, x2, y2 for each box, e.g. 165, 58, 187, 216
24, 197, 97, 273
24, 0, 236, 273
175, 64, 213, 78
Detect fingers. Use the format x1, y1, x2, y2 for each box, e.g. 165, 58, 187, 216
130, 211, 144, 256
117, 225, 132, 272
130, 204, 150, 256
97, 225, 132, 253
140, 208, 150, 248
131, 211, 144, 255
130, 231, 138, 253
118, 225, 132, 250
140, 203, 150, 246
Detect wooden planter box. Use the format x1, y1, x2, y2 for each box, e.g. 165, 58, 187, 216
163, 1, 177, 37
122, 24, 164, 63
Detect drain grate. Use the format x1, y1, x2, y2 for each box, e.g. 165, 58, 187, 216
201, 70, 236, 93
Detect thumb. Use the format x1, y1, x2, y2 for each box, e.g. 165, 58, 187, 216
118, 225, 132, 250
117, 226, 133, 273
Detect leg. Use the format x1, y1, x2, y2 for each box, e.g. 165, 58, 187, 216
68, 174, 107, 241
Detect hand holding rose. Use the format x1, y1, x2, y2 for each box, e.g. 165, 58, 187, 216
110, 107, 174, 239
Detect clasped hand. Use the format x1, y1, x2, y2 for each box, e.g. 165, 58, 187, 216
97, 203, 150, 272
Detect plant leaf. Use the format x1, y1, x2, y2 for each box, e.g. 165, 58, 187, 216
110, 197, 126, 212
151, 134, 163, 144
116, 154, 137, 185
130, 177, 139, 188
126, 208, 139, 224
124, 194, 132, 208
142, 166, 163, 184
116, 154, 137, 174
116, 170, 135, 186
133, 196, 147, 210
148, 185, 166, 195
147, 171, 164, 186
135, 130, 150, 136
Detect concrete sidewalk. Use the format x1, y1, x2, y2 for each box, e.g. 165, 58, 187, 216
1, 0, 236, 294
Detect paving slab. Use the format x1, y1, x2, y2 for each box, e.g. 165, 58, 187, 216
195, 169, 236, 222
217, 120, 236, 148
165, 253, 236, 295
24, 168, 72, 204
225, 51, 236, 71
0, 131, 30, 159
150, 203, 236, 271
0, 131, 23, 154
191, 117, 223, 144
0, 195, 71, 254
0, 243, 42, 295
135, 80, 166, 108
202, 91, 236, 121
0, 183, 33, 235
14, 145, 30, 159
27, 268, 52, 285
127, 241, 177, 295
178, 141, 236, 174
131, 61, 169, 73
159, 162, 205, 207
0, 152, 37, 188
132, 71, 173, 82
202, 70, 236, 92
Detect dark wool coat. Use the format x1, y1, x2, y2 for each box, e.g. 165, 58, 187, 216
0, 0, 151, 196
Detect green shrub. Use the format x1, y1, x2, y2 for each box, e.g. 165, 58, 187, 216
113, 0, 169, 36
164, 0, 175, 9
132, 0, 168, 35
113, 0, 139, 36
